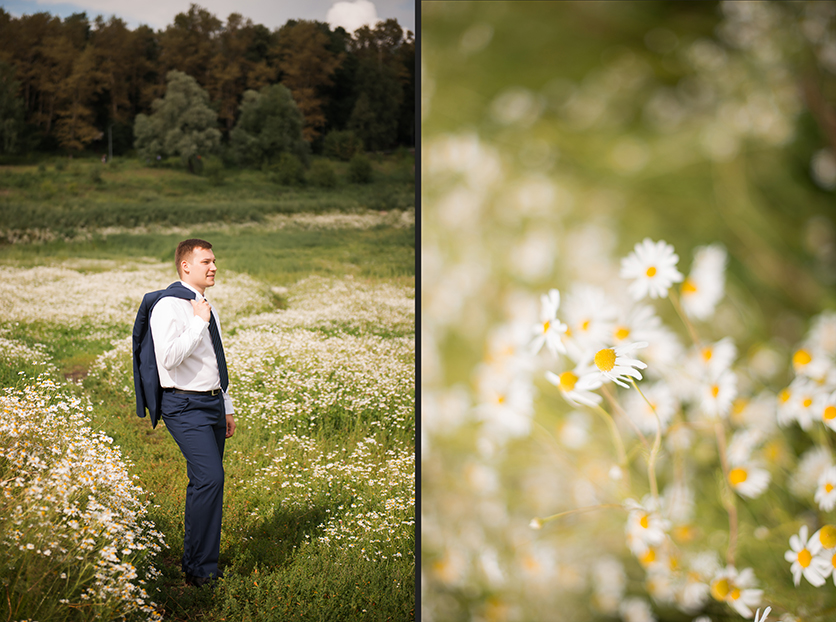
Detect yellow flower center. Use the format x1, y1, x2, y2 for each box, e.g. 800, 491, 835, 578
543, 320, 550, 333
793, 348, 812, 368
798, 548, 812, 568
832, 552, 836, 569
825, 406, 836, 421
646, 266, 657, 277
803, 397, 813, 408
702, 347, 713, 362
779, 388, 791, 404
681, 278, 697, 294
711, 385, 720, 398
497, 394, 506, 405
581, 319, 591, 332
710, 578, 730, 601
594, 348, 617, 372
639, 548, 655, 566
828, 484, 835, 494
729, 468, 748, 486
821, 524, 836, 549
730, 588, 741, 601
615, 326, 631, 341
639, 513, 649, 529
559, 371, 578, 392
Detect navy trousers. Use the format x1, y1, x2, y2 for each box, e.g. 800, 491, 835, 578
161, 390, 226, 579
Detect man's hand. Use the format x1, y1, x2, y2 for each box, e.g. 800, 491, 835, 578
225, 414, 236, 438
190, 298, 211, 323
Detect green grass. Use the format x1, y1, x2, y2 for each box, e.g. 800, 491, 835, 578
0, 154, 415, 236
0, 177, 415, 621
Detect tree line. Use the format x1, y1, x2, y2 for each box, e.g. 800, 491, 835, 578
0, 4, 414, 157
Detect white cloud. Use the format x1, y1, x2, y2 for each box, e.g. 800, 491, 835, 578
326, 0, 378, 34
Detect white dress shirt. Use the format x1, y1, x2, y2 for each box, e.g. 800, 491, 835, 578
149, 281, 234, 414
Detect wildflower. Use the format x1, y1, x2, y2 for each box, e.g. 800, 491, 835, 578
530, 289, 568, 357
727, 461, 770, 499
625, 496, 670, 554
562, 285, 617, 350
474, 368, 534, 438
619, 596, 657, 622
815, 467, 836, 511
812, 524, 836, 550
620, 238, 683, 300
709, 565, 763, 618
545, 364, 602, 407
698, 369, 737, 420
816, 390, 836, 433
589, 342, 648, 388
784, 524, 831, 586
754, 607, 771, 622
680, 244, 727, 320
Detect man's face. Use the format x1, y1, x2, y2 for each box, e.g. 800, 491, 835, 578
181, 247, 217, 292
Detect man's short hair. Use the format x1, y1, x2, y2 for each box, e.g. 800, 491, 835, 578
176, 238, 213, 276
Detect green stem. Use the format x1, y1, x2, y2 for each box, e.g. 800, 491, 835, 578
669, 289, 701, 348
532, 503, 626, 528
632, 379, 662, 501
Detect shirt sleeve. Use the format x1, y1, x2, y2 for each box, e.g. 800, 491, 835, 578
150, 297, 209, 371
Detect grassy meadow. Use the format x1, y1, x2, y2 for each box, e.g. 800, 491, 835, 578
0, 154, 415, 621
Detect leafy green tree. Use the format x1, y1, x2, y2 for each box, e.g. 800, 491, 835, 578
323, 128, 362, 161
230, 83, 308, 167
133, 70, 220, 173
0, 61, 25, 153
274, 20, 342, 142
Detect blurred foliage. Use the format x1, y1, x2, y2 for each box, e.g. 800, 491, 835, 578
423, 2, 836, 622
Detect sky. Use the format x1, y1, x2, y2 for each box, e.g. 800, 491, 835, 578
0, 0, 415, 34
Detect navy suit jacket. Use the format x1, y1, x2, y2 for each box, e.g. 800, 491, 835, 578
132, 282, 197, 428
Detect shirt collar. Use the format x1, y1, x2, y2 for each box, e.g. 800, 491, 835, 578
179, 280, 205, 300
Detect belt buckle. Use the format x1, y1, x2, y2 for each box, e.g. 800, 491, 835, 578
211, 388, 220, 396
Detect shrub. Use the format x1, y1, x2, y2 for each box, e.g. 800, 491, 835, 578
202, 157, 225, 186
54, 159, 67, 172
271, 152, 306, 186
323, 130, 363, 162
89, 166, 102, 184
308, 159, 338, 188
348, 153, 373, 184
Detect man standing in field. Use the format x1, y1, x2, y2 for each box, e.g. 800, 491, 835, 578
148, 238, 236, 587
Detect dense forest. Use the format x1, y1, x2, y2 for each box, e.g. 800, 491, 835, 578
0, 4, 415, 158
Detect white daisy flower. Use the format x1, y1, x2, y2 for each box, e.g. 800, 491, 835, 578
811, 524, 836, 551
589, 341, 648, 389
815, 466, 836, 512
754, 607, 772, 622
727, 460, 770, 499
619, 596, 657, 622
808, 311, 836, 356
562, 284, 617, 351
727, 427, 766, 465
815, 389, 836, 433
620, 238, 684, 300
680, 244, 727, 320
625, 496, 670, 553
791, 346, 835, 383
475, 367, 535, 439
709, 566, 763, 618
790, 446, 833, 498
530, 289, 568, 357
698, 369, 737, 420
611, 303, 662, 347
545, 365, 602, 408
687, 337, 737, 382
780, 377, 824, 431
784, 524, 831, 587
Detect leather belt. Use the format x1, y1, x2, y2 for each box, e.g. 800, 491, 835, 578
164, 388, 222, 396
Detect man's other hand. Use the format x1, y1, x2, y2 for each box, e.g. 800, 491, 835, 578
225, 414, 236, 438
